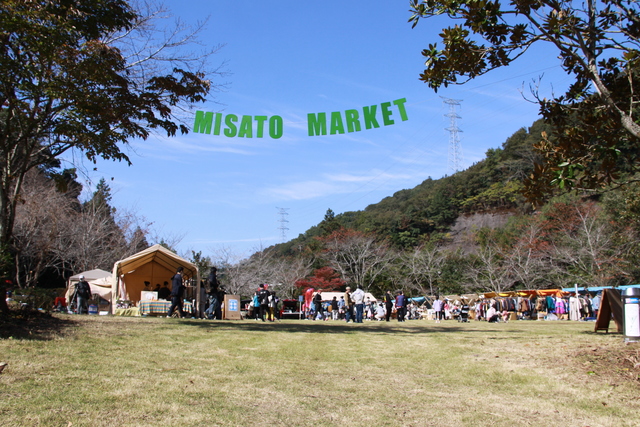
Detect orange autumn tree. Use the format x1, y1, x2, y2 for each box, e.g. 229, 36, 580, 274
295, 266, 345, 292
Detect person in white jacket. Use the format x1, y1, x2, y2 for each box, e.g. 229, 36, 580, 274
351, 285, 366, 323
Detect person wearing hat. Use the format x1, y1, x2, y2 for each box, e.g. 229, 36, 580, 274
344, 286, 353, 323
75, 275, 91, 314
167, 267, 185, 318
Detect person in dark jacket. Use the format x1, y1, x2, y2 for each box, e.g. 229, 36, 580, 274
158, 281, 171, 300
257, 284, 270, 322
205, 267, 219, 319
75, 275, 91, 314
395, 290, 406, 322
313, 290, 325, 321
331, 296, 339, 320
167, 267, 185, 318
384, 290, 394, 322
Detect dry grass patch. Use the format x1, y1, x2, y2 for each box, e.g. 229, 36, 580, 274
1, 314, 639, 426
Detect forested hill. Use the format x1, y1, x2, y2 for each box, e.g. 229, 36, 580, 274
272, 118, 551, 255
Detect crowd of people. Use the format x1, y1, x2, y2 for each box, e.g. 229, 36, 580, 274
286, 291, 603, 324
66, 267, 605, 324
289, 286, 427, 323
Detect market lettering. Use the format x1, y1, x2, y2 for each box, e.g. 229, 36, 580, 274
192, 98, 409, 139
307, 98, 408, 137
193, 111, 283, 139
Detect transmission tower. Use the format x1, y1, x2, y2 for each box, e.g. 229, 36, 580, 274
276, 207, 289, 242
441, 97, 463, 172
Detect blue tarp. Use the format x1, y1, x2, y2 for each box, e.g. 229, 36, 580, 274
561, 284, 640, 293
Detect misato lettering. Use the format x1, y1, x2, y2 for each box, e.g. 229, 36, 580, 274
193, 112, 284, 139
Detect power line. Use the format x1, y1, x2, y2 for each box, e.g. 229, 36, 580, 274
441, 97, 463, 173
276, 207, 289, 242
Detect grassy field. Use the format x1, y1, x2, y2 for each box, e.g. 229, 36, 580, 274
1, 314, 639, 427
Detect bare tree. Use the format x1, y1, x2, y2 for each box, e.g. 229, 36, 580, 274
103, 0, 228, 116
502, 221, 556, 290
13, 171, 74, 287
548, 201, 626, 286
403, 244, 445, 296
466, 244, 512, 293
209, 246, 270, 297
13, 170, 158, 285
268, 255, 314, 298
320, 229, 393, 292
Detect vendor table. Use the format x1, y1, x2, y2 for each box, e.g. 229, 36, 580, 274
138, 300, 193, 316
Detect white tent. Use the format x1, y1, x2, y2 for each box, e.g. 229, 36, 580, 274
65, 269, 113, 307
319, 291, 378, 303
110, 244, 200, 314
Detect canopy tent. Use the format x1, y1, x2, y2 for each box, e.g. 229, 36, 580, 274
561, 284, 640, 294
408, 294, 479, 306
480, 289, 567, 299
318, 291, 378, 303
110, 244, 200, 314
65, 269, 113, 308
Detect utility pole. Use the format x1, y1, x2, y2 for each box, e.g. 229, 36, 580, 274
276, 207, 289, 242
441, 97, 463, 172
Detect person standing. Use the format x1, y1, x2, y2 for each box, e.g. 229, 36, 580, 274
384, 290, 394, 322
167, 267, 185, 318
365, 297, 373, 320
337, 296, 346, 320
592, 292, 601, 319
252, 290, 261, 320
205, 267, 219, 320
352, 285, 365, 323
331, 296, 339, 320
75, 275, 91, 314
395, 290, 406, 322
268, 291, 278, 321
432, 296, 444, 323
258, 284, 270, 322
344, 287, 353, 323
313, 290, 325, 321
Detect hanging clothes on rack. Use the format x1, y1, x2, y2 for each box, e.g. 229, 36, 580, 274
569, 296, 582, 321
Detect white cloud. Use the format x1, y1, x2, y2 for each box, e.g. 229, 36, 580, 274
261, 168, 427, 202
262, 180, 340, 201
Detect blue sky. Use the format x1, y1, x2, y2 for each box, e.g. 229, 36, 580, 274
77, 1, 573, 259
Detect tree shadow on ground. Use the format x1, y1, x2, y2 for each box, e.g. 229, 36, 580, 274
0, 309, 78, 340
177, 318, 531, 335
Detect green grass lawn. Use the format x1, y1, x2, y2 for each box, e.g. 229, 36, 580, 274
1, 315, 639, 426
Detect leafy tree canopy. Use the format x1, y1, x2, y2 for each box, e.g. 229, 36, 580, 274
409, 0, 640, 200
0, 0, 213, 268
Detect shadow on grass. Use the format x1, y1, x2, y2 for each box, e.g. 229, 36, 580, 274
0, 309, 78, 340
173, 318, 533, 335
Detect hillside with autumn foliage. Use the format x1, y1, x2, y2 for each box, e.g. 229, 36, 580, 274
246, 118, 640, 298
